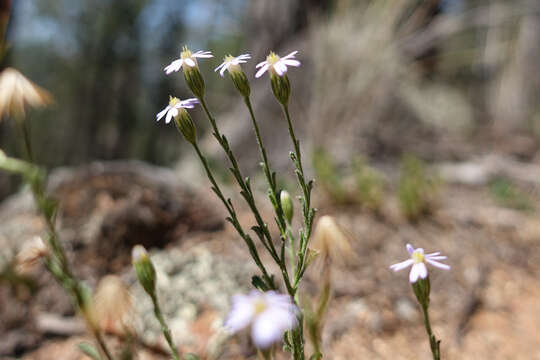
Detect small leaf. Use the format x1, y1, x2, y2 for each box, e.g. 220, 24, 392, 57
78, 342, 103, 360
251, 275, 268, 291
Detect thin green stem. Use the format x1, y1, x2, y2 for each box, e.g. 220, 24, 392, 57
15, 117, 34, 163
191, 142, 274, 289
197, 97, 294, 294
421, 304, 440, 360
151, 294, 180, 360
93, 328, 115, 360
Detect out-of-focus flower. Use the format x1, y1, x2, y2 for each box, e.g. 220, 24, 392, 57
214, 54, 251, 77
93, 275, 134, 334
311, 215, 354, 265
225, 290, 298, 349
390, 243, 450, 283
164, 47, 213, 75
255, 51, 300, 78
15, 236, 48, 274
0, 68, 52, 119
156, 96, 198, 124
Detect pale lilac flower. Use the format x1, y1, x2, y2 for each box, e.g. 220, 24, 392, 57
390, 243, 450, 283
156, 96, 198, 124
255, 51, 301, 78
164, 47, 213, 75
214, 54, 251, 77
225, 290, 298, 349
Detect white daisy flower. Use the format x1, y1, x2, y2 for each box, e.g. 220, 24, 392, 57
225, 290, 298, 349
214, 54, 251, 77
255, 51, 301, 78
156, 96, 198, 124
164, 47, 213, 75
390, 243, 450, 283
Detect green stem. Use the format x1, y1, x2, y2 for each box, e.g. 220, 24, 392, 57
191, 142, 274, 289
92, 328, 115, 360
151, 294, 180, 360
15, 116, 34, 164
421, 304, 440, 360
197, 97, 294, 294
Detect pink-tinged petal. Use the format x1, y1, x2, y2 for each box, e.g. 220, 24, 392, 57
282, 59, 301, 67
237, 54, 251, 61
406, 244, 415, 254
390, 259, 414, 272
274, 62, 287, 76
251, 308, 295, 349
255, 63, 270, 78
156, 106, 170, 121
425, 252, 440, 257
255, 61, 267, 68
426, 259, 450, 270
283, 50, 298, 59
418, 263, 428, 279
184, 58, 196, 67
181, 98, 199, 107
409, 263, 426, 283
164, 59, 183, 74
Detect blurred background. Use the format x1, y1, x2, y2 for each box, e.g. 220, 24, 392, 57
2, 0, 540, 359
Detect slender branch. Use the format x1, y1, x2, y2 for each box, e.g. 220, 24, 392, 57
151, 294, 180, 360
421, 304, 441, 360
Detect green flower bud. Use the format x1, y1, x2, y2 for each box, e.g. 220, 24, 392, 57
270, 73, 290, 106
174, 107, 197, 144
132, 245, 156, 296
181, 47, 206, 98
412, 276, 431, 308
280, 190, 294, 224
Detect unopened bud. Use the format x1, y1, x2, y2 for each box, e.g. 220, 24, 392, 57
174, 107, 197, 144
280, 190, 294, 224
181, 47, 205, 98
270, 73, 290, 106
15, 236, 49, 274
132, 245, 156, 296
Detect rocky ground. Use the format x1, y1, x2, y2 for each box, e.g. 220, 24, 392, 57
1, 160, 540, 359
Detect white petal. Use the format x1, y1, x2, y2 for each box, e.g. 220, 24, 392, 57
214, 62, 226, 72
283, 50, 298, 59
225, 295, 255, 332
426, 255, 447, 261
255, 63, 270, 78
193, 50, 213, 58
282, 59, 300, 67
237, 54, 251, 61
165, 110, 173, 124
156, 106, 170, 121
425, 252, 440, 257
426, 259, 450, 270
184, 58, 196, 67
409, 263, 426, 282
274, 62, 287, 76
390, 259, 414, 272
219, 64, 228, 77
406, 244, 415, 255
251, 309, 294, 348
255, 60, 268, 69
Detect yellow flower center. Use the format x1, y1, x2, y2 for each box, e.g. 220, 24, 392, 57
266, 52, 280, 65
412, 251, 424, 264
168, 96, 180, 107
253, 299, 268, 315
224, 54, 234, 63
180, 46, 192, 59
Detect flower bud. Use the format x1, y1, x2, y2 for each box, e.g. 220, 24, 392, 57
280, 190, 294, 224
132, 245, 156, 296
270, 73, 290, 106
174, 107, 197, 144
181, 47, 205, 98
15, 236, 49, 274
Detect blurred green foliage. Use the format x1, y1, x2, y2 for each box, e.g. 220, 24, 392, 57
398, 154, 439, 221
489, 177, 534, 212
